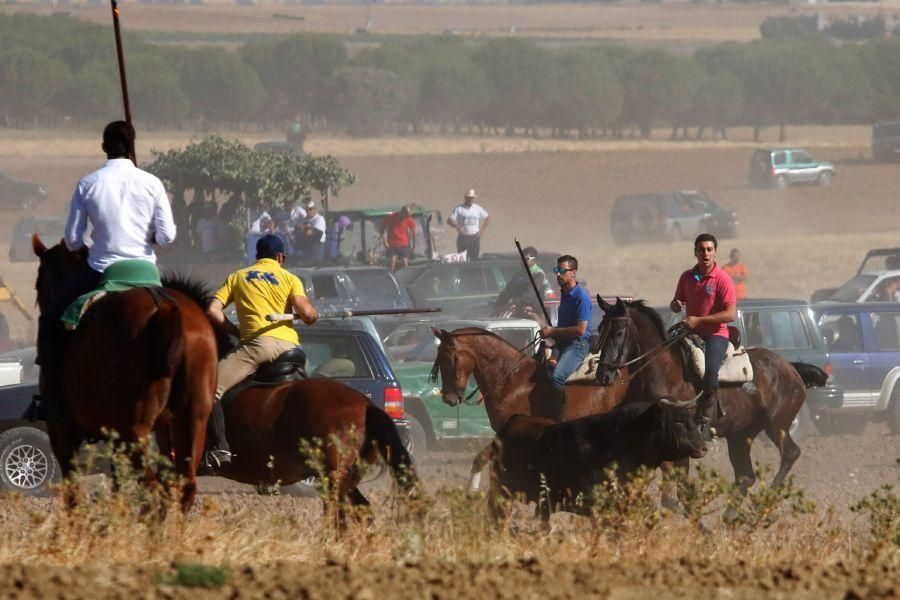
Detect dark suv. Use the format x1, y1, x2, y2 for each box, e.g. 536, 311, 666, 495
872, 120, 900, 162
610, 191, 737, 244
0, 172, 46, 211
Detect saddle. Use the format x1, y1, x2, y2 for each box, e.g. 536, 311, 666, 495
220, 347, 308, 405
679, 326, 753, 386
536, 334, 604, 385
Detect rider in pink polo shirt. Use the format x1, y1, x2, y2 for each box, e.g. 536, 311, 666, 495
670, 233, 737, 436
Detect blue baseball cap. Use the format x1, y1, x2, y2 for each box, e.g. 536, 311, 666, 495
256, 234, 285, 257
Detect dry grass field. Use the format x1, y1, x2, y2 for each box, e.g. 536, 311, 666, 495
5, 0, 900, 44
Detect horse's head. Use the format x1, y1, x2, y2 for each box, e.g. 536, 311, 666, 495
593, 296, 639, 386
32, 235, 90, 314
429, 327, 474, 407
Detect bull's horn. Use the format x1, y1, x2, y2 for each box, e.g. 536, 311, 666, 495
658, 395, 698, 409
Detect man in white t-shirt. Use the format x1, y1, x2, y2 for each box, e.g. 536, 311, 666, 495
298, 200, 327, 263
448, 189, 490, 260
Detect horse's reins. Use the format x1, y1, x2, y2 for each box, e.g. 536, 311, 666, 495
597, 318, 689, 384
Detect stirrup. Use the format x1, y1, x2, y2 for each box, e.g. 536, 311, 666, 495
205, 449, 233, 470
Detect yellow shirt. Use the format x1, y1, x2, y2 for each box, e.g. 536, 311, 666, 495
214, 258, 305, 344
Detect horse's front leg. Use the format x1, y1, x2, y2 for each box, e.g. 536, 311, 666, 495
46, 417, 85, 509
723, 432, 757, 524
468, 443, 493, 491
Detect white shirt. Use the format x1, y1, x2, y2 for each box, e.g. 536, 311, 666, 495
65, 158, 176, 272
303, 213, 327, 243
449, 202, 489, 235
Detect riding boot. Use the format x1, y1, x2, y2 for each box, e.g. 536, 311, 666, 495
205, 401, 232, 469
695, 391, 717, 441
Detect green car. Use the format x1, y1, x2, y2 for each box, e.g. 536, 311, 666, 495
385, 318, 540, 450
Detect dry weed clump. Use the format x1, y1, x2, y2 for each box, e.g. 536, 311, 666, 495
0, 443, 893, 573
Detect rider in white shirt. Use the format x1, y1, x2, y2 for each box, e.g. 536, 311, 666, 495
40, 121, 176, 422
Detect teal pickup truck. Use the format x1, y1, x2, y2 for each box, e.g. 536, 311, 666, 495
385, 318, 540, 450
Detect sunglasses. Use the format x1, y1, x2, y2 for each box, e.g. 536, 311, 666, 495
553, 266, 575, 275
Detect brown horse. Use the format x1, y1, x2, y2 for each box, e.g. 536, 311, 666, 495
429, 327, 629, 489
164, 278, 419, 525
592, 297, 827, 521
33, 236, 217, 510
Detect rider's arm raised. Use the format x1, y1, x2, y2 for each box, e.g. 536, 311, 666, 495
207, 298, 241, 338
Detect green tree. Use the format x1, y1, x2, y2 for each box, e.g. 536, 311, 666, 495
178, 48, 266, 124
129, 51, 190, 128
49, 61, 119, 122
545, 48, 623, 137
326, 67, 406, 137
0, 46, 69, 124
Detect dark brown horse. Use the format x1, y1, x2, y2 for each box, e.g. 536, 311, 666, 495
33, 236, 217, 510
165, 279, 419, 525
429, 327, 629, 489
592, 297, 827, 521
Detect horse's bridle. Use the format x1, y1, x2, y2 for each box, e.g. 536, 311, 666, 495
595, 316, 689, 384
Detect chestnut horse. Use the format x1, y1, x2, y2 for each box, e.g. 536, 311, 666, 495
165, 278, 419, 525
592, 297, 827, 521
33, 236, 217, 510
429, 327, 629, 489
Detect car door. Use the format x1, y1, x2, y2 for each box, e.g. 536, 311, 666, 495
865, 311, 900, 407
818, 311, 874, 410
789, 150, 815, 183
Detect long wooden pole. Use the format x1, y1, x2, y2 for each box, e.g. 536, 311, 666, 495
110, 0, 136, 163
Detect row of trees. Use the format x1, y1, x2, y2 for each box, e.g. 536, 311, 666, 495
4, 13, 900, 139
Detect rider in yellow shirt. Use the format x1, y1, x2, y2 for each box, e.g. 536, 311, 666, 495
205, 234, 318, 466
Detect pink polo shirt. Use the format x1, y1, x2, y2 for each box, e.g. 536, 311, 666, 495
674, 263, 737, 339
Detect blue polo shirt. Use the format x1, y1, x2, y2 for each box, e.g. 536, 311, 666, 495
558, 282, 592, 344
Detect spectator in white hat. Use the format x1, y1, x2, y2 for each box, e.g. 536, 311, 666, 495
298, 199, 326, 263
448, 188, 489, 260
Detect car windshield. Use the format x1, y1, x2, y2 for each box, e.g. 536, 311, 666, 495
349, 270, 410, 307
830, 274, 877, 302
859, 252, 900, 274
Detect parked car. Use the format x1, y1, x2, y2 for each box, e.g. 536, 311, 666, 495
812, 247, 900, 303
0, 359, 23, 387
748, 148, 835, 189
872, 120, 900, 162
0, 324, 414, 496
387, 318, 541, 448
813, 302, 900, 434
396, 259, 555, 318
663, 299, 843, 440
323, 206, 444, 267
609, 191, 738, 245
0, 347, 36, 385
0, 172, 47, 211
290, 266, 415, 338
9, 216, 66, 262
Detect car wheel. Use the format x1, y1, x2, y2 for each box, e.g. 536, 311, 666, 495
0, 427, 61, 496
404, 414, 428, 464
774, 175, 789, 190
789, 403, 813, 442
817, 172, 833, 186
887, 386, 900, 435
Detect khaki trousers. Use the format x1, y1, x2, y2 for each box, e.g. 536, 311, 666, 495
216, 336, 297, 399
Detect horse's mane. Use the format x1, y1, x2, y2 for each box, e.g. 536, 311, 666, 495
161, 272, 234, 358
624, 299, 667, 340
428, 327, 523, 383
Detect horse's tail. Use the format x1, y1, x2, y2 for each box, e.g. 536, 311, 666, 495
364, 403, 419, 495
790, 362, 828, 388
148, 299, 185, 379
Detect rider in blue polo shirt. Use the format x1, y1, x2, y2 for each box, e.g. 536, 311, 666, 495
540, 254, 592, 406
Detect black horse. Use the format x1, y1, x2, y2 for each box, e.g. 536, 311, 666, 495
592, 297, 827, 521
